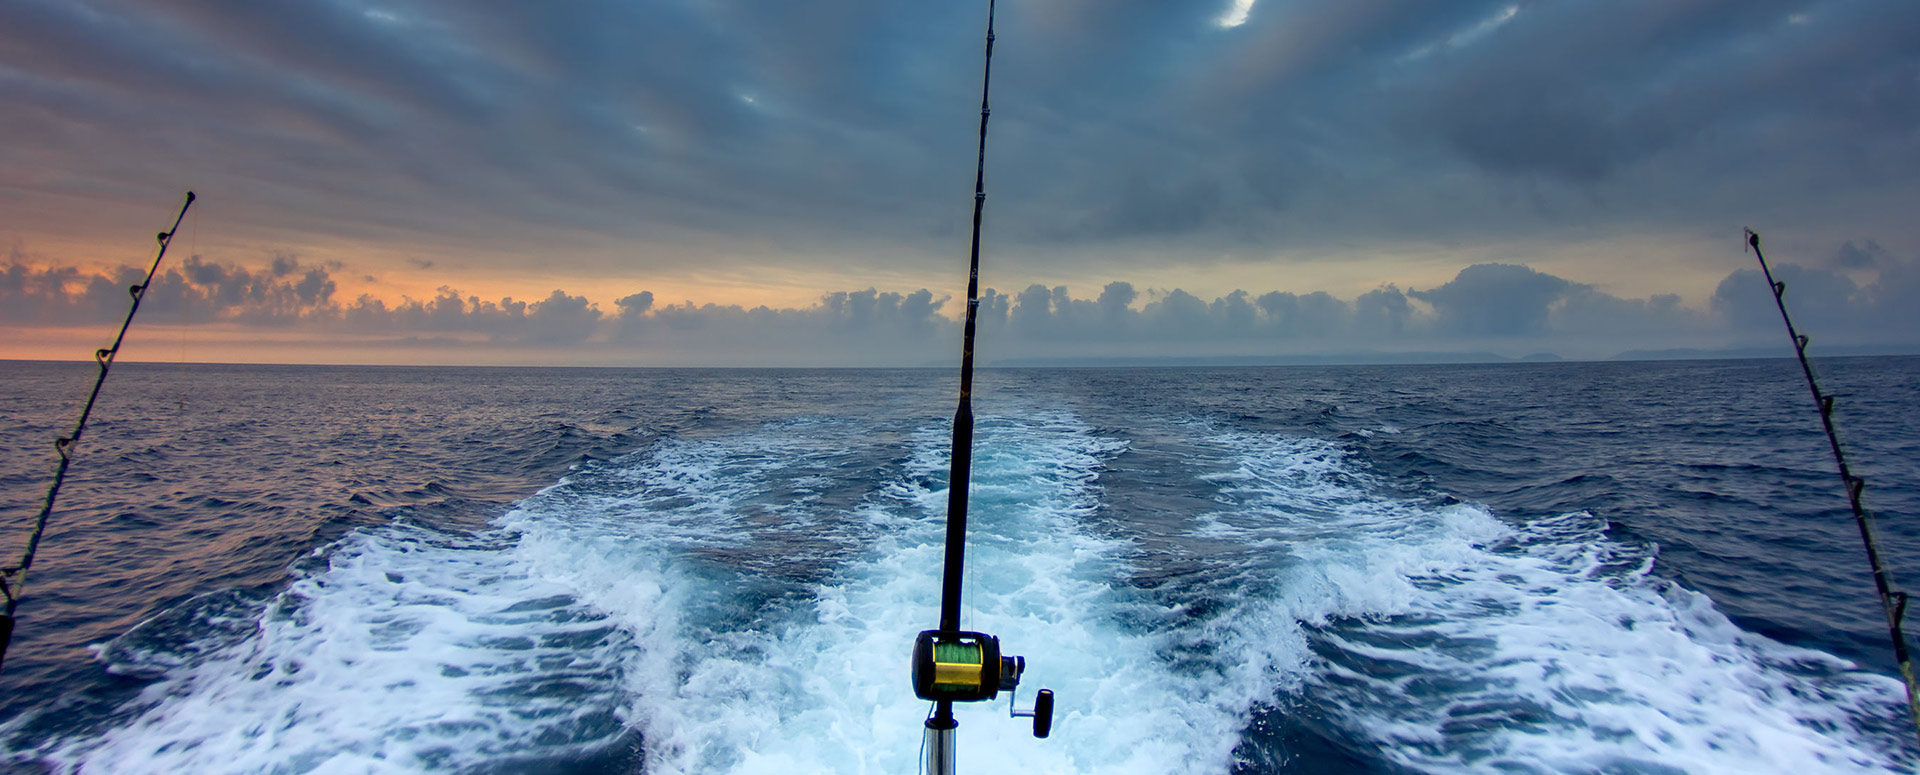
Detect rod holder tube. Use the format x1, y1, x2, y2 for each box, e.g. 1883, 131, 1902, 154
925, 713, 957, 775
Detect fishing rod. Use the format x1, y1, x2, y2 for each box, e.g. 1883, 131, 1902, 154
0, 191, 197, 676
908, 3, 1052, 773
1744, 228, 1920, 745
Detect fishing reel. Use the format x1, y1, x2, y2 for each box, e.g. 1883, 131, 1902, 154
911, 630, 1054, 738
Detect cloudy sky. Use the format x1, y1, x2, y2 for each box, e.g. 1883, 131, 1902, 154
2, 0, 1916, 365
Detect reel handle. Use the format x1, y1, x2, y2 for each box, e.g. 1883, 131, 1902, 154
1008, 686, 1054, 738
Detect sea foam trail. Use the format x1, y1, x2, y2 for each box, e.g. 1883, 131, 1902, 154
499, 420, 894, 774
41, 524, 634, 773
44, 412, 1241, 774
1201, 430, 1916, 774
585, 411, 1264, 774
38, 421, 874, 774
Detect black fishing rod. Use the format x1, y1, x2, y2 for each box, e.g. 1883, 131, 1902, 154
1744, 228, 1920, 745
908, 3, 1051, 773
0, 191, 197, 675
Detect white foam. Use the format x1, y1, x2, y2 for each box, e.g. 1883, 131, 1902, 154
572, 411, 1271, 774
496, 423, 897, 773
1201, 430, 1916, 773
46, 416, 1908, 775
37, 424, 868, 774
44, 523, 634, 774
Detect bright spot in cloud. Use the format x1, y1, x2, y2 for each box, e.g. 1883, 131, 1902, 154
1219, 0, 1254, 29
1457, 4, 1520, 46
1400, 4, 1519, 62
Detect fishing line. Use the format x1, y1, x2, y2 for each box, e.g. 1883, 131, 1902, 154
0, 191, 198, 675
919, 703, 934, 775
935, 0, 997, 639
1744, 228, 1920, 746
909, 4, 1053, 772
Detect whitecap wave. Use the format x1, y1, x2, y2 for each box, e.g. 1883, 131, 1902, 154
1200, 431, 1915, 774
44, 523, 633, 774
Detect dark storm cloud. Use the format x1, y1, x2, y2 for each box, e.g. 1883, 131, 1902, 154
1002, 0, 1920, 251
1386, 1, 1920, 193
4, 0, 1915, 277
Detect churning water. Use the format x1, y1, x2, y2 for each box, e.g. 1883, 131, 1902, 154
1, 359, 1916, 773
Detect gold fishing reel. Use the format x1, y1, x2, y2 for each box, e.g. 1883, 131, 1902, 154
911, 629, 1053, 737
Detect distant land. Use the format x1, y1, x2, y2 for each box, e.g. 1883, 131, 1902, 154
1609, 344, 1920, 362
988, 352, 1529, 368
5, 345, 1916, 370
987, 344, 1918, 368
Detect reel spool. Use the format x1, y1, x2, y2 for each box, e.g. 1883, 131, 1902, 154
911, 630, 1053, 738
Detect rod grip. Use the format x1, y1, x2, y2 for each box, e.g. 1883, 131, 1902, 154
0, 613, 14, 675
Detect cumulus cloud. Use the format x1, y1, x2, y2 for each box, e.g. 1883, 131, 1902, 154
1711, 249, 1920, 347
1832, 240, 1892, 270
0, 255, 340, 328
615, 292, 655, 318
338, 287, 605, 345
1255, 291, 1348, 338
1409, 263, 1571, 337
1, 255, 604, 345
1553, 288, 1699, 338
524, 290, 602, 345
5, 244, 1917, 364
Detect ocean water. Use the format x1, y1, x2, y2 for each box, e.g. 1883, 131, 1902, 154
0, 358, 1916, 774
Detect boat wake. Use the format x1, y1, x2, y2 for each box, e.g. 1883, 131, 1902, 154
1191, 430, 1914, 773
17, 415, 1916, 774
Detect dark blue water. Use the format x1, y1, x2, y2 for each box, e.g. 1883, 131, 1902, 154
0, 358, 1914, 773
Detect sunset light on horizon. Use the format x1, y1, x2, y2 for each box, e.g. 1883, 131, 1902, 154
4, 0, 1917, 366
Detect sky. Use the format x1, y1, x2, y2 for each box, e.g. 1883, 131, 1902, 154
2, 0, 1917, 366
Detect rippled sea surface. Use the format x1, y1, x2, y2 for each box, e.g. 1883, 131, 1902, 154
0, 358, 1916, 774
